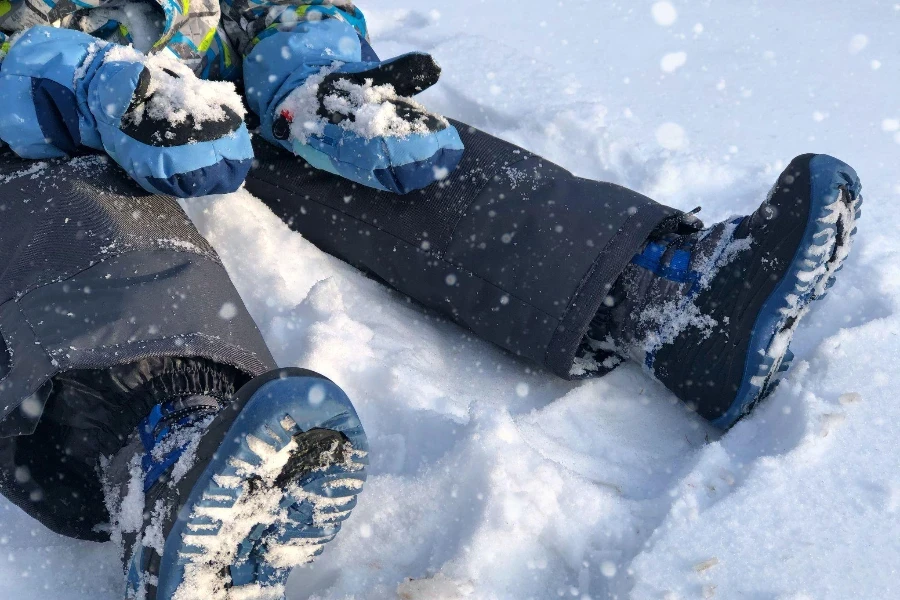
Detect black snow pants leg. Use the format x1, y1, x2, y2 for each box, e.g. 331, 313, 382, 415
246, 121, 678, 379
0, 151, 276, 541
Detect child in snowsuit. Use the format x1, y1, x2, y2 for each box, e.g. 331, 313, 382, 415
0, 2, 864, 599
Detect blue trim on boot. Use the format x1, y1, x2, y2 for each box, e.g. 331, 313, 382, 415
151, 372, 368, 598
711, 155, 861, 428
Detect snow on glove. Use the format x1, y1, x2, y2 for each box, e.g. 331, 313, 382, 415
0, 27, 253, 198
245, 19, 464, 195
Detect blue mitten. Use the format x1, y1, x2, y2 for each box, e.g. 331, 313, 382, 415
245, 19, 464, 195
0, 27, 253, 197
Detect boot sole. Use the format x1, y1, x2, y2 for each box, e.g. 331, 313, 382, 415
712, 155, 862, 428
137, 369, 368, 599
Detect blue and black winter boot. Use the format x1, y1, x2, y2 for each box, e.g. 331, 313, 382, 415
106, 368, 368, 600
588, 154, 862, 429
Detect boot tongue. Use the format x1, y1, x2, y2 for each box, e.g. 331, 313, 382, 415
139, 394, 222, 491
576, 216, 741, 376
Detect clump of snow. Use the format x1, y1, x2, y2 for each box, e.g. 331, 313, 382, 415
276, 66, 333, 143
638, 299, 718, 358
326, 78, 444, 138
656, 122, 687, 150
104, 45, 246, 126
848, 33, 869, 54
166, 419, 212, 484
628, 220, 751, 362
0, 161, 47, 185
651, 1, 678, 26
570, 334, 624, 378
174, 432, 364, 600
661, 51, 687, 73
102, 453, 146, 554
73, 41, 107, 82
155, 238, 205, 254
278, 69, 446, 144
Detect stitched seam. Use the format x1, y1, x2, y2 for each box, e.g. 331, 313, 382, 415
6, 236, 219, 302
555, 210, 644, 327
49, 331, 261, 357
543, 208, 649, 367
0, 299, 56, 389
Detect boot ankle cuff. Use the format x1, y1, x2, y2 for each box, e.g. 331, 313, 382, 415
108, 357, 248, 406
42, 358, 250, 462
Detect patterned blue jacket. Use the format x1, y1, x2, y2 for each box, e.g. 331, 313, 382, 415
0, 0, 367, 81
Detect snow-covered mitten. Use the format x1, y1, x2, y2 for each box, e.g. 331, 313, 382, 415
0, 26, 253, 197
104, 367, 368, 599
585, 154, 862, 428
245, 18, 464, 194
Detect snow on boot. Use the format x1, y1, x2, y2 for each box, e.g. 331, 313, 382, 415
105, 368, 368, 600
590, 154, 862, 428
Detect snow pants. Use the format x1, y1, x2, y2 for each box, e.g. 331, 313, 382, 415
247, 121, 677, 379
0, 120, 676, 542
0, 151, 276, 540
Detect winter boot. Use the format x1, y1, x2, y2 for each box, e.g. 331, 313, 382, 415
105, 368, 368, 600
590, 154, 862, 428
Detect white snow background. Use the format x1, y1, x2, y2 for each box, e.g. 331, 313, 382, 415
3, 1, 900, 598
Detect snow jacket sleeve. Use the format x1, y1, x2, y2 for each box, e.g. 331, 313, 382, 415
220, 0, 369, 59
0, 0, 367, 83
0, 0, 240, 79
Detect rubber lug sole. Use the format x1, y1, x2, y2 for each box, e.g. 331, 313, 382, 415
712, 155, 862, 428
136, 369, 368, 600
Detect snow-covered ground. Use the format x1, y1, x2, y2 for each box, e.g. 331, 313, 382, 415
4, 1, 900, 598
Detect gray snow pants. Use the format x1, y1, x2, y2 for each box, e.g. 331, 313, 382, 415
0, 151, 276, 540
248, 121, 677, 379
0, 120, 676, 542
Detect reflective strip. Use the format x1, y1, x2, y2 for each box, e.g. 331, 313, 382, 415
221, 36, 233, 67
197, 26, 216, 53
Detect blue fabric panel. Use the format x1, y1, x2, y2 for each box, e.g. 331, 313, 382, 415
244, 20, 363, 133
100, 122, 253, 181
379, 125, 465, 168
659, 249, 692, 282
0, 75, 67, 159
631, 242, 665, 271
288, 122, 464, 193
359, 36, 380, 62
302, 122, 462, 172
86, 60, 146, 124
374, 147, 466, 195
0, 27, 111, 157
0, 28, 93, 85
144, 157, 253, 197
289, 139, 341, 177
32, 78, 82, 155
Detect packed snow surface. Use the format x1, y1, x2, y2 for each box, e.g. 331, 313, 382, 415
3, 1, 900, 599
